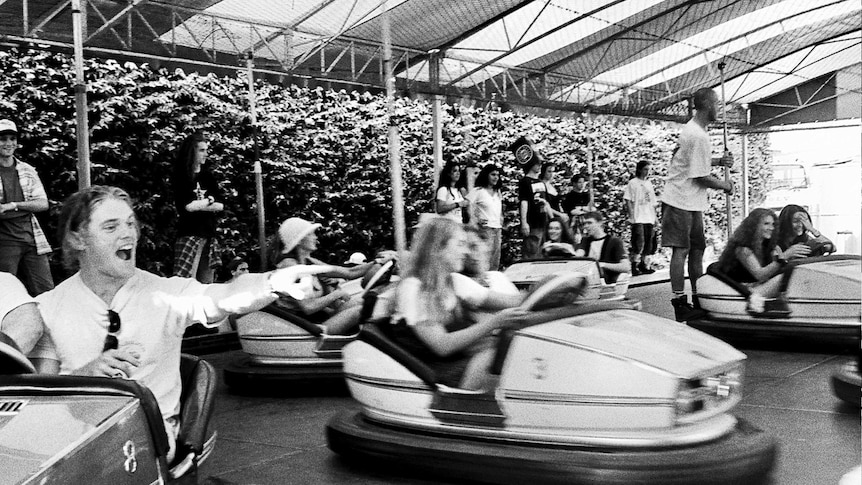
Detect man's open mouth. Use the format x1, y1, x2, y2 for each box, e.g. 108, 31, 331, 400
116, 248, 133, 261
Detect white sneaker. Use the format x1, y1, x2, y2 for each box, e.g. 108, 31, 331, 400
747, 294, 765, 314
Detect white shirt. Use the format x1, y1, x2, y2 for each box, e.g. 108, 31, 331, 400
624, 178, 658, 224
436, 187, 465, 223
397, 273, 488, 326
470, 188, 502, 229
662, 119, 713, 211
35, 270, 216, 422
0, 272, 34, 325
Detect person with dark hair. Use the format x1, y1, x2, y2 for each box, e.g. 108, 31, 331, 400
436, 160, 468, 223
716, 208, 808, 316
624, 161, 659, 275
776, 204, 832, 257
661, 87, 733, 322
540, 162, 568, 223
30, 185, 324, 463
561, 172, 591, 242
224, 257, 249, 282
0, 119, 53, 296
512, 137, 548, 259
542, 216, 577, 258
171, 131, 224, 285
575, 211, 630, 283
470, 164, 504, 270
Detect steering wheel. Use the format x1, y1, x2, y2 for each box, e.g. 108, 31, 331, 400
518, 272, 588, 312
0, 333, 35, 375
361, 260, 396, 294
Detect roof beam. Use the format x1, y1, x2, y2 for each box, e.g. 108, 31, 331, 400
394, 0, 534, 75
580, 1, 850, 106
444, 0, 627, 88
86, 0, 147, 44
29, 0, 70, 36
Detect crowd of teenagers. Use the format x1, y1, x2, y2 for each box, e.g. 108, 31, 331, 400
0, 87, 835, 461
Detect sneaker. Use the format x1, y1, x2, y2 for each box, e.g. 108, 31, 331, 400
631, 265, 642, 276
671, 296, 708, 322
747, 296, 791, 319
638, 262, 655, 275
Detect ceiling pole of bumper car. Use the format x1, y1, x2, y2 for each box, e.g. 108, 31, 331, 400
719, 60, 732, 239
71, 0, 91, 189
382, 1, 407, 255
247, 55, 267, 269
430, 50, 443, 191
741, 105, 750, 217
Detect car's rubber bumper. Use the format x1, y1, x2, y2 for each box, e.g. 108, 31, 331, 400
223, 354, 344, 391
326, 410, 778, 485
687, 317, 858, 351
831, 360, 861, 407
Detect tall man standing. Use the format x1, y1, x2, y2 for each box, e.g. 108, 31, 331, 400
0, 119, 53, 295
662, 88, 734, 322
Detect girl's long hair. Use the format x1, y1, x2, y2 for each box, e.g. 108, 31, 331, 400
544, 215, 575, 244
776, 204, 809, 250
174, 131, 208, 182
718, 207, 777, 270
475, 163, 503, 192
402, 217, 463, 323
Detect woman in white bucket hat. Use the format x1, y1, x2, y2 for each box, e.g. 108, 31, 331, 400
271, 217, 396, 334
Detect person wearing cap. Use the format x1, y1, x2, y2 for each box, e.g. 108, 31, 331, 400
29, 185, 325, 463
0, 119, 53, 296
271, 217, 397, 335
343, 252, 367, 267
511, 136, 548, 260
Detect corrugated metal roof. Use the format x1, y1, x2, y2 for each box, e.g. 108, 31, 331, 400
0, 0, 858, 123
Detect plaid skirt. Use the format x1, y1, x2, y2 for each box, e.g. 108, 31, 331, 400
173, 236, 220, 278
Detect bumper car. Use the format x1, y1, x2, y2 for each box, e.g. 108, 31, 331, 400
831, 353, 861, 407
0, 334, 217, 484
327, 274, 777, 485
504, 257, 634, 303
224, 261, 396, 391
689, 255, 861, 349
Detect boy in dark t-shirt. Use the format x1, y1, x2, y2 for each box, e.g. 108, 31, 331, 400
511, 137, 548, 259
575, 211, 631, 284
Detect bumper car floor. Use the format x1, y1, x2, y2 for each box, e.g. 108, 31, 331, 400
196, 281, 859, 485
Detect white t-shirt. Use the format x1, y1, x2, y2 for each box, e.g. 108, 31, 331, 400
0, 272, 34, 325
623, 178, 658, 224
436, 187, 465, 223
471, 188, 502, 229
397, 273, 488, 326
662, 119, 712, 211
35, 270, 216, 422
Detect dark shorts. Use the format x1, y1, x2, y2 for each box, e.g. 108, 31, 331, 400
661, 204, 706, 250
630, 223, 655, 255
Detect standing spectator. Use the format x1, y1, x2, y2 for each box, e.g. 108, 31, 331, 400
575, 211, 631, 284
624, 161, 659, 275
540, 162, 568, 223
470, 164, 503, 270
171, 131, 224, 285
561, 173, 591, 242
435, 160, 467, 223
224, 257, 249, 282
661, 88, 733, 322
457, 159, 481, 224
0, 119, 53, 296
511, 137, 548, 259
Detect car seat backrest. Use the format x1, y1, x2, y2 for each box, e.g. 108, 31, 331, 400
259, 303, 322, 336
177, 354, 217, 458
705, 262, 753, 297
358, 322, 439, 390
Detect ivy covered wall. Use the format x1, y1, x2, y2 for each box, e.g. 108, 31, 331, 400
0, 49, 772, 279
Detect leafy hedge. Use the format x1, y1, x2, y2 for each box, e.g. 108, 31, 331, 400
0, 49, 772, 279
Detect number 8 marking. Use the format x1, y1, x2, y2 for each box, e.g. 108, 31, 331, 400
123, 440, 138, 474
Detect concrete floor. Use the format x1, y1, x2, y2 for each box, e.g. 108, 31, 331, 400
197, 281, 860, 485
